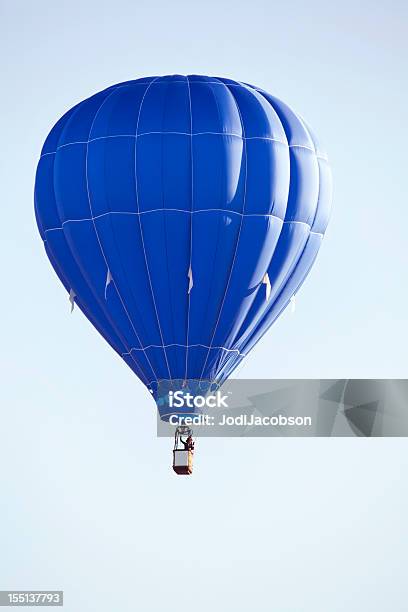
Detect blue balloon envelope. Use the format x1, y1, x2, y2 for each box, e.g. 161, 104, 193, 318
35, 75, 332, 420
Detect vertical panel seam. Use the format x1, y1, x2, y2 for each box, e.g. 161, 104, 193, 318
134, 77, 174, 383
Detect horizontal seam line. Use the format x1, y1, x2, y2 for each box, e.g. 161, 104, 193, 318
122, 344, 245, 356
40, 136, 327, 159
44, 214, 323, 236
44, 209, 285, 228
43, 212, 324, 234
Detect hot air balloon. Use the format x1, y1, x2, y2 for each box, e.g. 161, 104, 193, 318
35, 74, 332, 474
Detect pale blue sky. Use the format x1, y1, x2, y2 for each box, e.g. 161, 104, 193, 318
1, 1, 408, 610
